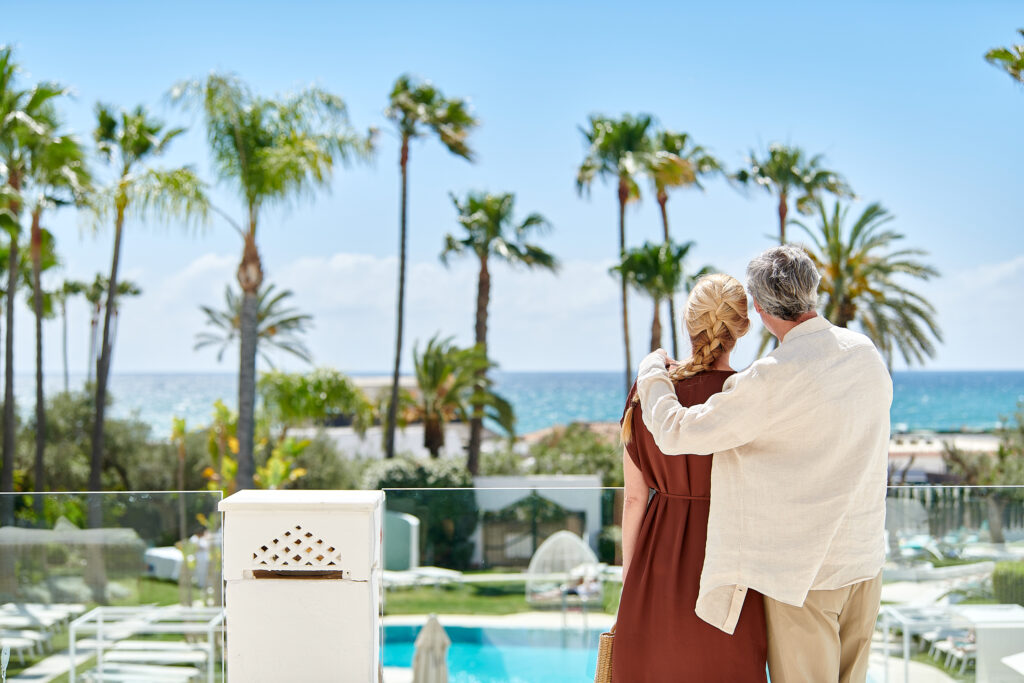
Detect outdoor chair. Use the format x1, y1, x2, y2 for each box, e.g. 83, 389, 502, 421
0, 628, 50, 655
81, 662, 201, 682
0, 635, 38, 665
923, 627, 969, 658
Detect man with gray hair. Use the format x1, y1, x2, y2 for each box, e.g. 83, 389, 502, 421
635, 245, 892, 682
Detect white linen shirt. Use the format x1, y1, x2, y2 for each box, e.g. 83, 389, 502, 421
636, 316, 892, 634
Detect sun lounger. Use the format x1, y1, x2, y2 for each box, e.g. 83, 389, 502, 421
0, 614, 62, 631
102, 649, 208, 665
0, 628, 50, 654
110, 639, 208, 652
82, 663, 200, 682
0, 635, 38, 665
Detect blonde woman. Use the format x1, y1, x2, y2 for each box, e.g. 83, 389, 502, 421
612, 274, 767, 682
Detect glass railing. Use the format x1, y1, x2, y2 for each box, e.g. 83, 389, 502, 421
0, 491, 223, 682
4, 486, 1020, 682
382, 486, 1024, 683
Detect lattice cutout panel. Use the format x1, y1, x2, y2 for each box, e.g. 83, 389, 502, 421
251, 524, 342, 569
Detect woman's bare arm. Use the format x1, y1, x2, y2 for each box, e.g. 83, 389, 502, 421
620, 448, 648, 583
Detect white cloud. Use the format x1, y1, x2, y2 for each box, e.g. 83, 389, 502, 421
18, 249, 1024, 376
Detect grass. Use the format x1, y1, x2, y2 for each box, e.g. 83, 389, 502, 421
383, 580, 623, 616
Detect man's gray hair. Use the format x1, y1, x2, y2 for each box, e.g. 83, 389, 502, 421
746, 245, 821, 321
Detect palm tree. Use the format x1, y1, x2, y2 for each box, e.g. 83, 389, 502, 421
56, 279, 86, 392
734, 143, 851, 245
383, 75, 478, 460
612, 241, 694, 352
577, 114, 655, 393
195, 283, 313, 367
646, 130, 721, 357
442, 191, 557, 474
985, 30, 1024, 84
24, 132, 89, 511
89, 104, 209, 507
170, 73, 373, 489
0, 46, 66, 515
794, 199, 942, 366
412, 335, 514, 458
83, 274, 140, 383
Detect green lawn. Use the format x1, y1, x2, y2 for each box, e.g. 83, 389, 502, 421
383, 580, 622, 616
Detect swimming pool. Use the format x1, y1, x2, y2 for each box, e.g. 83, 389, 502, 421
384, 624, 883, 682
384, 625, 602, 683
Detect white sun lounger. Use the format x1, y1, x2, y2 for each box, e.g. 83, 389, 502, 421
0, 613, 62, 631
103, 649, 208, 665
0, 635, 38, 665
82, 663, 200, 682
110, 639, 208, 652
0, 628, 50, 654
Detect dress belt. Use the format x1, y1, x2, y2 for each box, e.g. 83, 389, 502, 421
654, 490, 710, 501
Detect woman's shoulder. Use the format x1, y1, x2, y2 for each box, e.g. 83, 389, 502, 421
675, 369, 735, 399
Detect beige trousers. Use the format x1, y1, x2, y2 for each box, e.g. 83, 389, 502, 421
764, 572, 883, 683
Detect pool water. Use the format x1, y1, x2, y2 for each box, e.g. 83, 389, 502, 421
384, 625, 602, 683
384, 625, 882, 682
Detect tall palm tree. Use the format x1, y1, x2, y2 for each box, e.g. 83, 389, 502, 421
83, 274, 140, 383
24, 131, 89, 511
442, 191, 557, 474
383, 75, 478, 460
0, 46, 66, 518
734, 143, 851, 244
794, 199, 942, 366
195, 283, 314, 367
612, 241, 694, 352
412, 335, 514, 458
985, 30, 1024, 84
89, 104, 209, 509
577, 114, 655, 393
56, 279, 86, 392
171, 73, 373, 489
646, 130, 721, 357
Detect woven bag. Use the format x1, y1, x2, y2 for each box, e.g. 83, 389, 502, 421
594, 625, 615, 683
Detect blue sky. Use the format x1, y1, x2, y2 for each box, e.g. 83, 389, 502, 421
4, 1, 1024, 373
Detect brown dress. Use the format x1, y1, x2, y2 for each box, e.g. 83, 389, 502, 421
612, 370, 767, 683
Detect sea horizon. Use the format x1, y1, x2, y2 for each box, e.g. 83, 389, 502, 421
12, 369, 1024, 441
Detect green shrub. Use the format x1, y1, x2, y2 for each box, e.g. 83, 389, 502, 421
288, 433, 367, 490
363, 457, 477, 570
530, 422, 623, 486
993, 561, 1024, 606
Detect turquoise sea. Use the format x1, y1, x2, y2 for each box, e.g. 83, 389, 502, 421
16, 370, 1024, 440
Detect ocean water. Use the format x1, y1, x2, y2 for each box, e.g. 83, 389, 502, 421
14, 370, 1024, 440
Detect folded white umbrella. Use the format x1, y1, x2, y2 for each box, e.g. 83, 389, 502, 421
412, 614, 450, 683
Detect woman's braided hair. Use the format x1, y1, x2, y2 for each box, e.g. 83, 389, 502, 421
621, 273, 750, 444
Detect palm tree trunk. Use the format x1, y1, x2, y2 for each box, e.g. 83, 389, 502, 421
236, 227, 263, 490
0, 173, 19, 526
657, 194, 679, 359
617, 179, 632, 394
62, 297, 69, 393
385, 135, 410, 459
423, 417, 443, 458
31, 209, 45, 519
87, 301, 99, 384
90, 205, 125, 522
177, 439, 192, 606
778, 191, 788, 245
650, 298, 662, 352
467, 254, 490, 476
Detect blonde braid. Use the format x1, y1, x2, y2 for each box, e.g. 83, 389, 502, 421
621, 273, 750, 444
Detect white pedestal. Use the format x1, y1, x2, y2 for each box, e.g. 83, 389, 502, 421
220, 490, 383, 683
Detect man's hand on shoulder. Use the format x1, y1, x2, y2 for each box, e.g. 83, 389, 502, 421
638, 348, 671, 378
